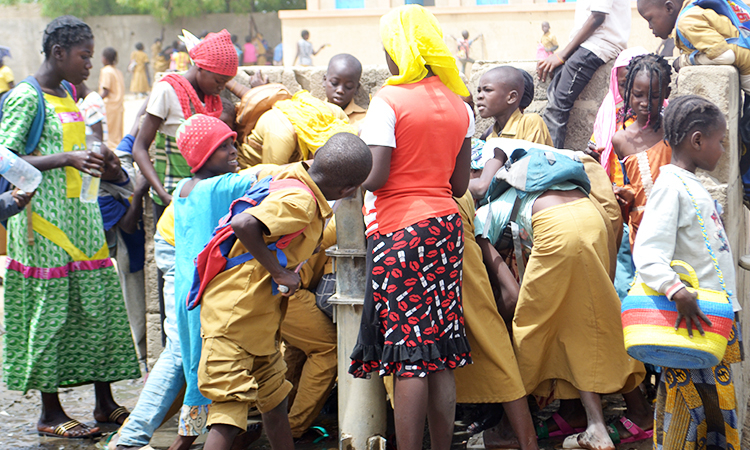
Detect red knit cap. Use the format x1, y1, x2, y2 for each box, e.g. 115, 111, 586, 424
176, 114, 237, 173
189, 29, 238, 77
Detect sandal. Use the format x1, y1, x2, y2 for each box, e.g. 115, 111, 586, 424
607, 416, 654, 444
536, 412, 586, 439
98, 406, 130, 425
466, 404, 504, 436
37, 419, 102, 439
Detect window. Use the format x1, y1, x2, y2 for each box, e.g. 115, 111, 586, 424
336, 0, 364, 8
476, 0, 509, 4
405, 0, 435, 5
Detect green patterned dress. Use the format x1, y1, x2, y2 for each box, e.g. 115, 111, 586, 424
0, 83, 140, 393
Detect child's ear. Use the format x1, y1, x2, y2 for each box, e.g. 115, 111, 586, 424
665, 0, 677, 15
690, 129, 703, 150
53, 44, 66, 62
664, 85, 672, 99
507, 89, 518, 105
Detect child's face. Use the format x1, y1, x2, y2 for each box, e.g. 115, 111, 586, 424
638, 0, 679, 40
617, 66, 628, 98
60, 40, 94, 85
100, 147, 122, 181
628, 71, 665, 123
699, 119, 726, 172
197, 68, 234, 96
476, 74, 515, 120
542, 23, 550, 33
385, 50, 399, 76
324, 65, 360, 109
205, 138, 239, 175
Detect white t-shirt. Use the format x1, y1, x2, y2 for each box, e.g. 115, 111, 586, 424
77, 91, 109, 142
572, 0, 631, 63
146, 80, 188, 137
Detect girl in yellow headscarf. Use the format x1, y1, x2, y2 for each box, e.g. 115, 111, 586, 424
348, 6, 528, 450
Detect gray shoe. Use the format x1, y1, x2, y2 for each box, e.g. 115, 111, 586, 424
739, 255, 750, 271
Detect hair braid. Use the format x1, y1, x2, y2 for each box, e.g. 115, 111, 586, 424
619, 53, 672, 132
42, 16, 93, 58
663, 95, 724, 149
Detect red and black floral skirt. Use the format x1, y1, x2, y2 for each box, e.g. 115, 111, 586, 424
349, 213, 472, 378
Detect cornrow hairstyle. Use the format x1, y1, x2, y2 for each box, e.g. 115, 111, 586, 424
663, 95, 724, 149
619, 53, 672, 132
42, 16, 93, 59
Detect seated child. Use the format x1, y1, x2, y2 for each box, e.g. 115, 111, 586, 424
198, 132, 372, 450
637, 0, 750, 92
611, 54, 672, 249
633, 95, 742, 450
323, 53, 367, 127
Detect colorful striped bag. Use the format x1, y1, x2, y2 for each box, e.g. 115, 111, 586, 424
621, 174, 734, 370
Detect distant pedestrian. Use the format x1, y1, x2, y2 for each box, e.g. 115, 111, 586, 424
129, 42, 150, 96
243, 35, 258, 65
274, 42, 283, 66
450, 30, 482, 74
0, 56, 13, 95
536, 21, 559, 59
293, 30, 328, 66
231, 34, 243, 65
100, 46, 125, 150
152, 38, 169, 73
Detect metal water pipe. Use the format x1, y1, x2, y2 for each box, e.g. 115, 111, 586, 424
328, 190, 387, 450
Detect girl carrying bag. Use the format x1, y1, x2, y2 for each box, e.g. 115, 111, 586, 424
621, 175, 734, 369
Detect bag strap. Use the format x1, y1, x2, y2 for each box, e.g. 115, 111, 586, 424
674, 173, 729, 296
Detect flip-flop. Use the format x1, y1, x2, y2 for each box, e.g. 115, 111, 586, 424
536, 412, 586, 439
97, 406, 130, 425
607, 416, 654, 444
37, 419, 102, 439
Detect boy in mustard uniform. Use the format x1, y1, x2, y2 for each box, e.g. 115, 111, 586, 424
637, 0, 750, 92
198, 132, 372, 450
323, 54, 368, 128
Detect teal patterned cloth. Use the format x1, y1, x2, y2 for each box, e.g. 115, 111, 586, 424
0, 83, 140, 392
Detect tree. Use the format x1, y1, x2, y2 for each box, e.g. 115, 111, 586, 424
0, 0, 303, 21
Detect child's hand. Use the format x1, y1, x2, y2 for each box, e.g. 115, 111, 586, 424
249, 71, 269, 88
68, 150, 105, 176
613, 186, 634, 206
672, 287, 712, 337
134, 173, 150, 197
273, 268, 301, 297
12, 188, 34, 208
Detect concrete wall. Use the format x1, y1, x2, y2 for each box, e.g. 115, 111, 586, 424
0, 4, 281, 92
278, 2, 663, 67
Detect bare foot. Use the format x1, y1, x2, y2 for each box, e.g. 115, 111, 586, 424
482, 422, 521, 449
563, 429, 615, 450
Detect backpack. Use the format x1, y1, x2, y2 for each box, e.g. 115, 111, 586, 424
480, 146, 591, 207
677, 0, 750, 53
186, 175, 317, 310
0, 77, 75, 194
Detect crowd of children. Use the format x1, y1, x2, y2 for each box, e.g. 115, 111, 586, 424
0, 2, 748, 450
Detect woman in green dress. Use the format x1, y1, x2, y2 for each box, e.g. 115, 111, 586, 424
0, 15, 140, 439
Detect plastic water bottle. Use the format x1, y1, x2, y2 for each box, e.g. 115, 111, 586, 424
79, 141, 102, 203
0, 145, 42, 193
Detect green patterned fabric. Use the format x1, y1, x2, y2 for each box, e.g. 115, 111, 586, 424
151, 131, 192, 206
0, 83, 140, 393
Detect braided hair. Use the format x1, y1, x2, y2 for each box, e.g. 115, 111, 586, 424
42, 16, 93, 59
619, 53, 672, 132
663, 95, 724, 149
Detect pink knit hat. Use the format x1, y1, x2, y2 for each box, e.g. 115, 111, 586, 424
189, 29, 238, 77
176, 114, 237, 173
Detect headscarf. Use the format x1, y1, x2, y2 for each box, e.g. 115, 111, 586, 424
520, 70, 535, 111
188, 29, 238, 77
273, 90, 358, 159
592, 47, 647, 174
380, 5, 469, 97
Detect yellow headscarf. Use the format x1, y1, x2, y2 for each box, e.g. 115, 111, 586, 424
380, 5, 469, 97
273, 90, 358, 159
